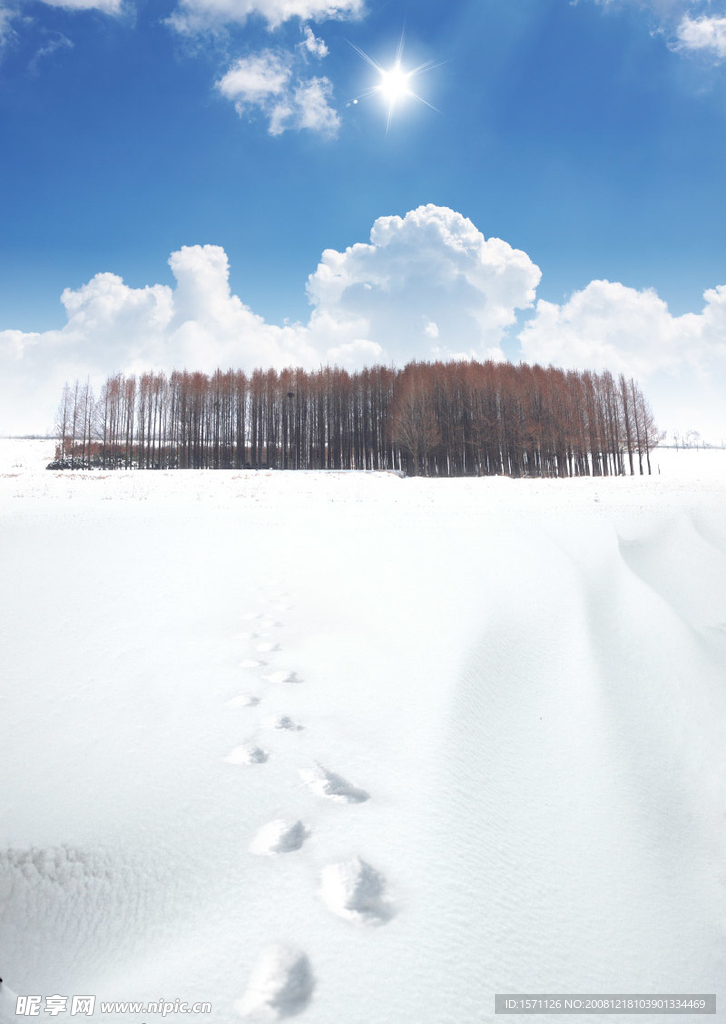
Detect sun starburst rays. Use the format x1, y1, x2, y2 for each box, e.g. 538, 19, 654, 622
348, 32, 443, 133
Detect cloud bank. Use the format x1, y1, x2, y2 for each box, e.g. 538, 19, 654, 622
519, 279, 726, 440
519, 280, 726, 376
1, 205, 723, 439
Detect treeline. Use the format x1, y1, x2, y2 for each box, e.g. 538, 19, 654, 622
52, 361, 660, 477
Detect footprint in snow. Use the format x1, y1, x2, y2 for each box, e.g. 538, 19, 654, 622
226, 695, 261, 708
240, 612, 264, 622
225, 745, 269, 765
256, 642, 281, 653
262, 670, 302, 685
235, 945, 314, 1020
299, 763, 369, 803
319, 857, 393, 925
249, 819, 309, 855
241, 659, 266, 670
263, 715, 303, 731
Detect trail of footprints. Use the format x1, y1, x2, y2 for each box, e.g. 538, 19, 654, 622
224, 587, 392, 1020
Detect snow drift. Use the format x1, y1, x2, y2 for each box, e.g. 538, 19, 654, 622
0, 440, 724, 1024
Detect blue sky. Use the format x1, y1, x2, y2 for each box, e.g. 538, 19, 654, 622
0, 0, 724, 437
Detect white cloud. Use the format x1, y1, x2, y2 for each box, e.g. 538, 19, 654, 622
281, 76, 339, 134
306, 204, 542, 362
518, 280, 726, 438
0, 0, 121, 56
0, 5, 16, 49
28, 32, 74, 72
589, 0, 704, 15
1, 209, 723, 440
325, 338, 383, 367
519, 279, 726, 375
300, 24, 328, 58
217, 50, 291, 107
0, 3, 14, 31
216, 50, 339, 136
676, 14, 726, 58
167, 0, 363, 35
32, 0, 125, 12
586, 0, 726, 61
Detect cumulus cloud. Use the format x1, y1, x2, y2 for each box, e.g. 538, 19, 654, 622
519, 279, 726, 375
518, 280, 726, 438
306, 204, 542, 362
216, 50, 339, 136
675, 14, 726, 58
167, 0, 363, 35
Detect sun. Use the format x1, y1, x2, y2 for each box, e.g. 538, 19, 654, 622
379, 63, 412, 105
348, 31, 442, 132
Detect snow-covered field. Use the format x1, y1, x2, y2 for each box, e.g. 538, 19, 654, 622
1, 439, 724, 1024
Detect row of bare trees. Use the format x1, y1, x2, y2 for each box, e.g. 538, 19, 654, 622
52, 361, 660, 476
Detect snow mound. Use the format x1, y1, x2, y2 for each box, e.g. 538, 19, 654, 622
249, 820, 309, 856
319, 857, 392, 925
235, 945, 314, 1020
263, 715, 303, 731
262, 671, 302, 685
298, 763, 369, 803
225, 745, 269, 765
226, 695, 261, 708
240, 659, 265, 670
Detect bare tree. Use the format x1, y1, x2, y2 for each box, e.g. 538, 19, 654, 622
390, 364, 441, 476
